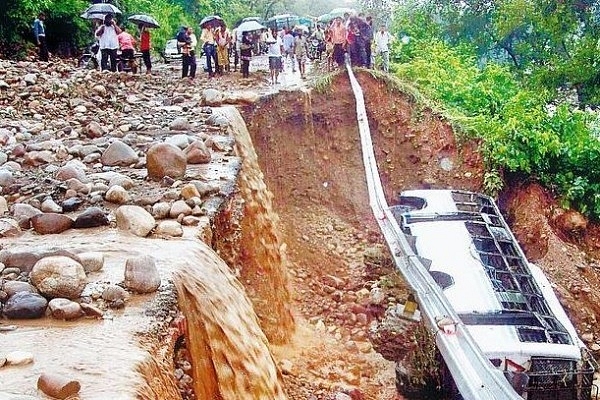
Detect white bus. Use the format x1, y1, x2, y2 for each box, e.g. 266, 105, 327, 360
390, 189, 596, 400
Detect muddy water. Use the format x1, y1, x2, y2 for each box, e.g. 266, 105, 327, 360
0, 229, 240, 399
218, 106, 295, 345
174, 249, 286, 400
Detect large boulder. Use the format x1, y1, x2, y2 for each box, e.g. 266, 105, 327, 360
30, 256, 87, 299
115, 205, 155, 237
101, 140, 139, 167
3, 292, 48, 319
48, 298, 84, 320
146, 143, 187, 181
30, 213, 74, 235
123, 255, 161, 293
184, 140, 211, 164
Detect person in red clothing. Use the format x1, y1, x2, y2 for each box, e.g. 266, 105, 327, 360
138, 24, 152, 74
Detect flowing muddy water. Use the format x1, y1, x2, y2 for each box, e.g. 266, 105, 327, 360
1, 227, 286, 399
174, 250, 286, 400
1, 106, 297, 400
223, 107, 295, 345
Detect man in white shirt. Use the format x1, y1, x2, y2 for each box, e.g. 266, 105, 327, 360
95, 13, 121, 72
267, 30, 283, 84
374, 25, 392, 73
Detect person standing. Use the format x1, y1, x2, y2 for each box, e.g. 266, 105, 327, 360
240, 31, 253, 78
293, 29, 308, 79
364, 16, 374, 68
374, 25, 393, 72
117, 26, 136, 72
282, 28, 296, 72
95, 14, 121, 72
139, 24, 152, 74
330, 17, 347, 68
200, 25, 218, 78
215, 27, 231, 73
33, 12, 49, 62
267, 31, 283, 84
187, 27, 198, 79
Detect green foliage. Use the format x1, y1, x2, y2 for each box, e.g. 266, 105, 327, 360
391, 32, 600, 219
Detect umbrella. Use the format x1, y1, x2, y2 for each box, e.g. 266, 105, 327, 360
328, 7, 356, 18
294, 24, 309, 33
80, 11, 107, 20
200, 15, 224, 28
236, 20, 265, 33
81, 3, 121, 15
128, 14, 160, 28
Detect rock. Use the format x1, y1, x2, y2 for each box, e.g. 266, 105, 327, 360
66, 178, 90, 194
78, 252, 104, 273
30, 213, 74, 234
123, 255, 161, 293
191, 180, 220, 196
279, 359, 294, 375
101, 140, 139, 166
0, 218, 21, 237
5, 351, 34, 366
155, 220, 183, 237
146, 143, 187, 181
73, 207, 109, 228
180, 183, 200, 200
169, 200, 192, 218
102, 285, 127, 302
3, 281, 37, 297
85, 121, 103, 138
0, 250, 38, 272
334, 394, 352, 400
37, 372, 81, 399
151, 202, 171, 219
80, 302, 104, 318
554, 209, 588, 236
105, 185, 130, 204
169, 117, 191, 131
23, 150, 55, 166
115, 205, 155, 237
0, 196, 8, 214
55, 165, 86, 182
23, 73, 37, 85
108, 174, 134, 190
184, 140, 211, 164
40, 197, 63, 213
0, 169, 14, 187
30, 256, 87, 299
12, 203, 42, 229
206, 113, 230, 126
61, 197, 84, 212
3, 292, 48, 319
202, 88, 224, 105
92, 85, 107, 96
48, 298, 84, 320
165, 134, 191, 149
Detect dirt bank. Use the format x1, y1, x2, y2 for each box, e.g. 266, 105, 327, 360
244, 69, 600, 397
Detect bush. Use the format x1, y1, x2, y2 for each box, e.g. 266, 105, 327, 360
393, 38, 600, 220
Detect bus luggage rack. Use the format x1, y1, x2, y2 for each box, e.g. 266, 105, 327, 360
525, 356, 598, 400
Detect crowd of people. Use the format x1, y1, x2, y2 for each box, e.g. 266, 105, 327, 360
32, 10, 394, 79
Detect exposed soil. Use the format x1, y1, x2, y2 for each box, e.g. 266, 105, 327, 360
244, 69, 600, 398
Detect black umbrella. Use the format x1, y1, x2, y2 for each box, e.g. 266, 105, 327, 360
200, 15, 224, 28
128, 14, 160, 28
